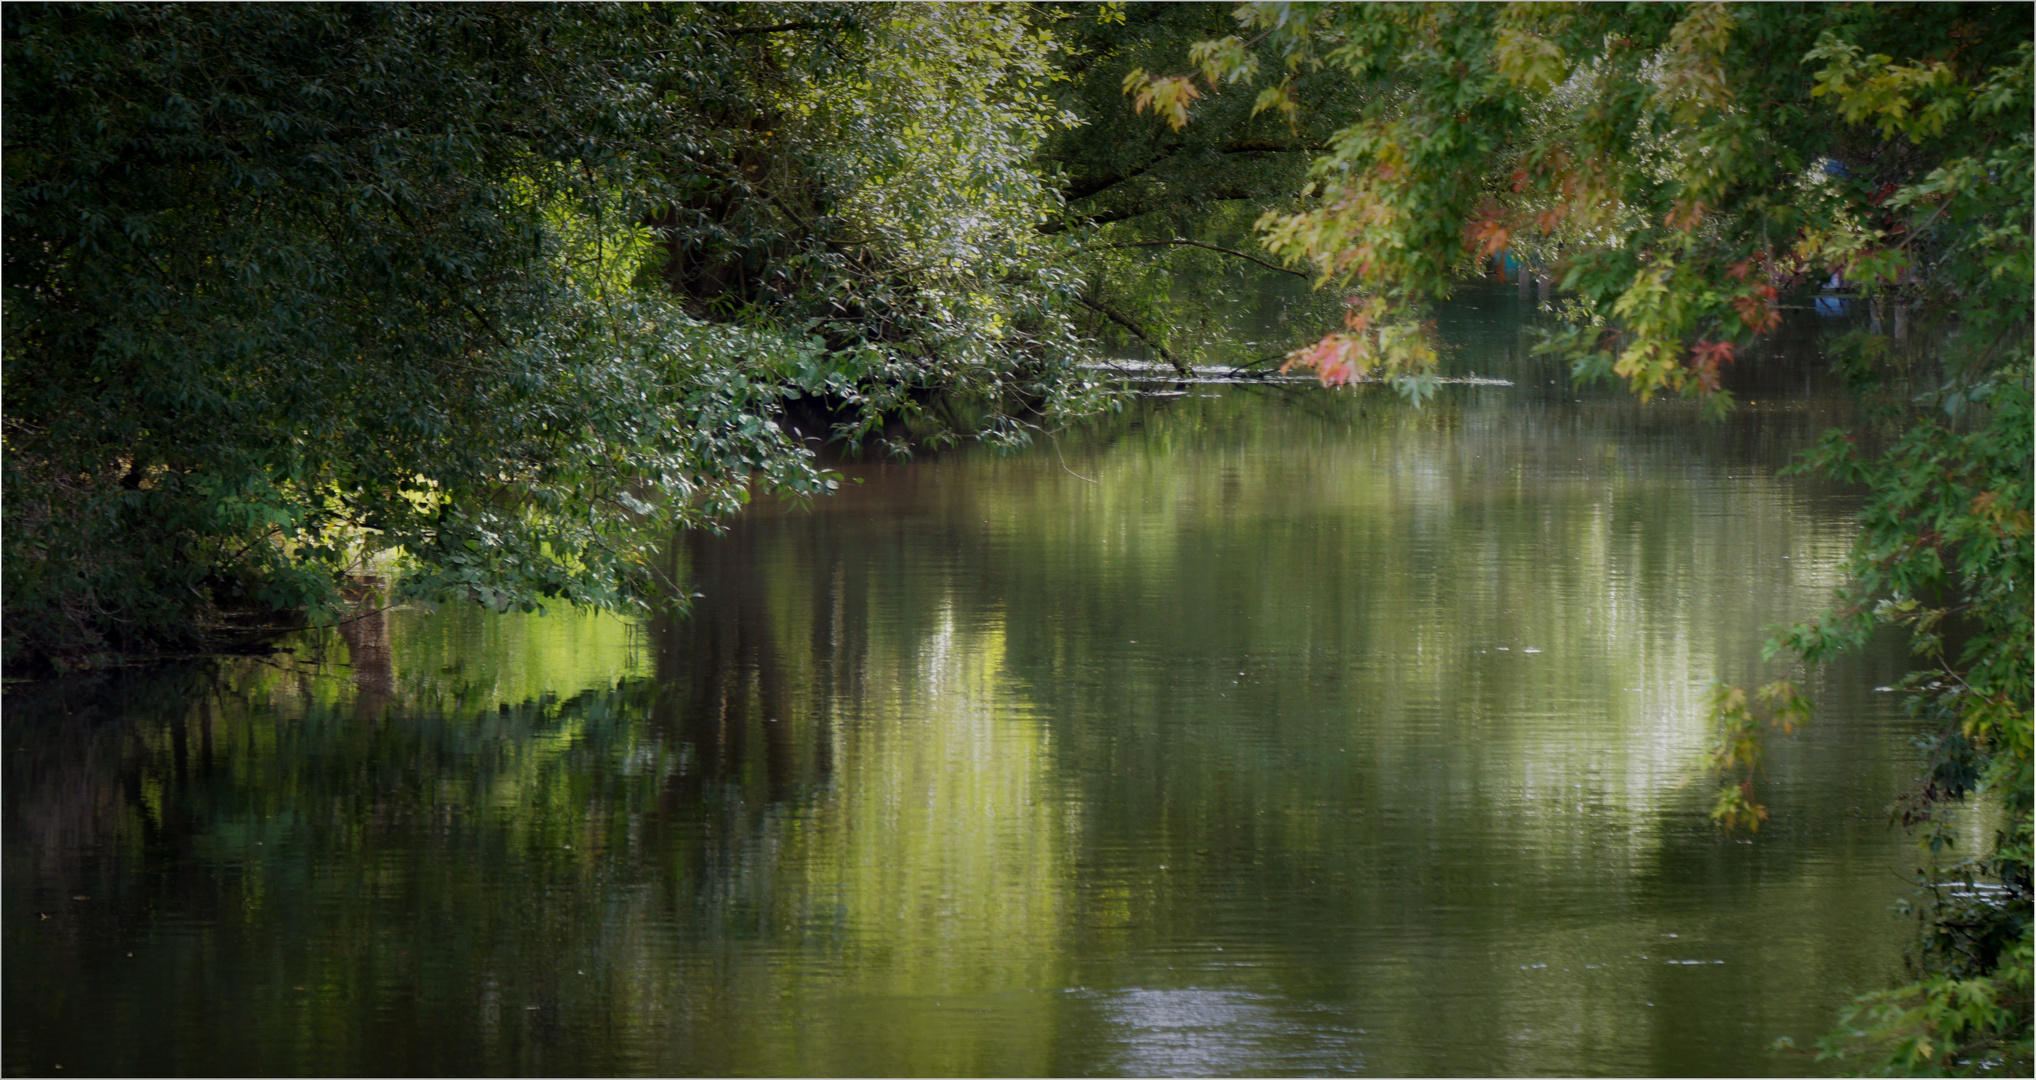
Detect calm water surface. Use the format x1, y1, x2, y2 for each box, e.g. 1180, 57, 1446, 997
6, 289, 1943, 1076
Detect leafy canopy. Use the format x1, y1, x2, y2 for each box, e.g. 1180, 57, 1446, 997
1145, 3, 2031, 1072
2, 2, 1098, 668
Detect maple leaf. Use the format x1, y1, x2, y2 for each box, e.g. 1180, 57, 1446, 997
1665, 198, 1707, 233
1733, 290, 1781, 334
1465, 214, 1514, 257
1690, 338, 1736, 368
1319, 354, 1358, 386
1465, 201, 1512, 257
1130, 75, 1201, 132
1727, 250, 1772, 281
1284, 333, 1367, 387
1687, 338, 1736, 393
1283, 334, 1341, 373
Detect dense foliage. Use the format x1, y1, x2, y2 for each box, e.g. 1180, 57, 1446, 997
6, 3, 2029, 1068
3, 2, 1100, 669
1039, 2, 1352, 370
1146, 2, 2031, 1071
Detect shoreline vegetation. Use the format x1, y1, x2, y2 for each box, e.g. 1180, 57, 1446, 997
4, 3, 2027, 1073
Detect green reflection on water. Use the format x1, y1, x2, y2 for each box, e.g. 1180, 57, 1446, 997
6, 291, 1931, 1076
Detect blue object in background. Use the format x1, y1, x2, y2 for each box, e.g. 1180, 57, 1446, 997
1816, 296, 1848, 316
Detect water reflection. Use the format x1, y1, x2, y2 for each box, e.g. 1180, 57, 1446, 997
6, 288, 1927, 1076
1081, 988, 1367, 1077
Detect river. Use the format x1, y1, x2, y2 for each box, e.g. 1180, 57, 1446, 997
4, 285, 1945, 1076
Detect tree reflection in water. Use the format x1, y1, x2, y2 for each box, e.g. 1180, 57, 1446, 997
4, 305, 1940, 1075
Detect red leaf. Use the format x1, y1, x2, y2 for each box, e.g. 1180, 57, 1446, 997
1466, 216, 1511, 258
1733, 293, 1780, 335
1688, 339, 1736, 394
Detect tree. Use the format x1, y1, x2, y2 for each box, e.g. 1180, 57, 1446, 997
1034, 2, 1364, 372
2, 2, 1097, 670
1143, 2, 2031, 1071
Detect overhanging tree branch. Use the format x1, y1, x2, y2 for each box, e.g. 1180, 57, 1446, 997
727, 22, 819, 35
1071, 238, 1307, 278
1057, 139, 1319, 204
1077, 294, 1191, 375
1040, 186, 1261, 235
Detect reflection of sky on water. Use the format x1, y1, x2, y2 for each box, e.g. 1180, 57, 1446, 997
1088, 987, 1365, 1077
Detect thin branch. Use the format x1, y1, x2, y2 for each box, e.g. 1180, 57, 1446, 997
1071, 238, 1307, 278
1019, 421, 1099, 484
1892, 192, 1956, 256
1040, 187, 1260, 235
217, 525, 286, 570
389, 203, 518, 351
1058, 139, 1311, 203
329, 598, 402, 632
1237, 350, 1294, 369
726, 21, 819, 35
1077, 294, 1191, 375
